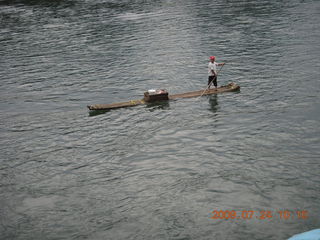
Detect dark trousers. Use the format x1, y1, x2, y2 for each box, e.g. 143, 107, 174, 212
208, 75, 217, 87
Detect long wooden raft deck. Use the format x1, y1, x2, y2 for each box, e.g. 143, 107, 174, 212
88, 82, 240, 111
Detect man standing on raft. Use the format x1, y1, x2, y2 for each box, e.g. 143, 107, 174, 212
208, 56, 225, 89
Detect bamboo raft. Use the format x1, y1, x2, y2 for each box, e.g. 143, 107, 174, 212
88, 82, 240, 111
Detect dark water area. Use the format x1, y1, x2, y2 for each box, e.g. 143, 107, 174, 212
1, 0, 319, 239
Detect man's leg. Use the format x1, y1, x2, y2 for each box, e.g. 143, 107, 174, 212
208, 76, 213, 88
213, 76, 217, 89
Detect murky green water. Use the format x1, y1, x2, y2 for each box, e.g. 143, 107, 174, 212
1, 0, 319, 239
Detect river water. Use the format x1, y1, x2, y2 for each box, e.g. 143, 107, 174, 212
0, 0, 319, 239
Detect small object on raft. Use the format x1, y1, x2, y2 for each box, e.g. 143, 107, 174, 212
144, 89, 169, 102
87, 82, 240, 111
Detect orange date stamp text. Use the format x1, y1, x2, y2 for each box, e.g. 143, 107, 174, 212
209, 210, 308, 220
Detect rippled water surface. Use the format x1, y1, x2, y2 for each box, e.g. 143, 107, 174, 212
1, 0, 320, 239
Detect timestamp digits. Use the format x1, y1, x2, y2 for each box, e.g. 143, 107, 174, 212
210, 210, 308, 220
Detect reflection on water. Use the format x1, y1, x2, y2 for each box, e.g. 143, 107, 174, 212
208, 94, 219, 113
88, 109, 111, 117
145, 100, 170, 111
